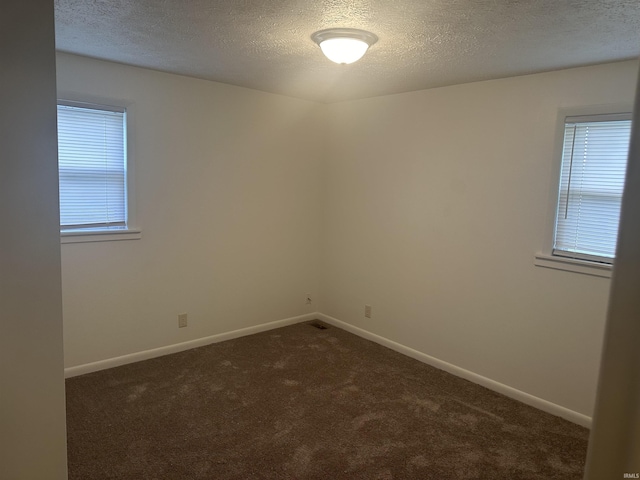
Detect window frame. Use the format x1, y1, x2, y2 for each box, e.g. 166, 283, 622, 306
57, 96, 140, 244
535, 103, 633, 278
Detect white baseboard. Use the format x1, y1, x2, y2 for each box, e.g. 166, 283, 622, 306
65, 310, 592, 428
64, 312, 319, 378
317, 313, 592, 428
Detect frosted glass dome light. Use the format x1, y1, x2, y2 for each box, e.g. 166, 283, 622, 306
311, 28, 378, 65
319, 37, 368, 64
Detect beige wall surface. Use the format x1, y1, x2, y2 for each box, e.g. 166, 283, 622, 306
319, 61, 639, 418
0, 1, 68, 478
57, 53, 324, 368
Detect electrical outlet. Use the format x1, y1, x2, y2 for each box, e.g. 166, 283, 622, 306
178, 313, 188, 328
305, 293, 312, 305
364, 305, 372, 318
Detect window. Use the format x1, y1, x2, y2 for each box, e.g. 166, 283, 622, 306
537, 109, 632, 276
57, 101, 139, 242
553, 113, 632, 264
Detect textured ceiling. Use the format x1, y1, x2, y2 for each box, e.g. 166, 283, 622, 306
54, 0, 640, 103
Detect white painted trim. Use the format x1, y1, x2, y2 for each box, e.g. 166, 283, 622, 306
61, 228, 142, 244
65, 310, 592, 428
64, 312, 319, 378
534, 253, 612, 278
317, 313, 592, 428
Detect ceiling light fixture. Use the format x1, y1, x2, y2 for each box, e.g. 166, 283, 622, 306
311, 28, 378, 65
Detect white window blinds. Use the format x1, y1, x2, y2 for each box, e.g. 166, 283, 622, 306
57, 103, 127, 231
554, 114, 632, 263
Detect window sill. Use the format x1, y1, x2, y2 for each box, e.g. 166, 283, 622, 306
61, 228, 142, 244
534, 253, 612, 278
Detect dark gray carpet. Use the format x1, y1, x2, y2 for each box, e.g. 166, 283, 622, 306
66, 321, 589, 479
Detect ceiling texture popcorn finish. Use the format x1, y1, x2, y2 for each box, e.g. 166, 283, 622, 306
54, 0, 640, 103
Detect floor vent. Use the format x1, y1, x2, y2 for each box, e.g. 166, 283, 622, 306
308, 320, 329, 330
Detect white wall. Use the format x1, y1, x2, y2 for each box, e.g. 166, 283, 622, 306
0, 1, 68, 478
319, 60, 639, 418
57, 53, 324, 368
